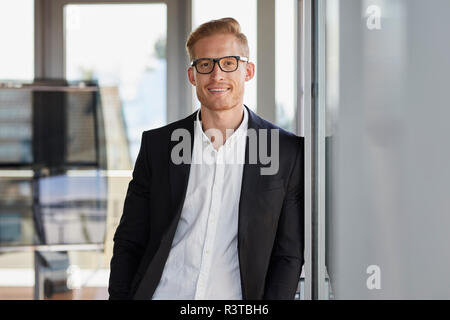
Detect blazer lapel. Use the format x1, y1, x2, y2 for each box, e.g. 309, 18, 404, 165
167, 112, 196, 235
238, 105, 264, 299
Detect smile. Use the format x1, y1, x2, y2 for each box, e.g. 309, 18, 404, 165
208, 88, 230, 93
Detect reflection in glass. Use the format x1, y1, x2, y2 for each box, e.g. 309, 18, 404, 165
0, 179, 33, 245
38, 173, 107, 245
0, 81, 108, 247
66, 93, 98, 163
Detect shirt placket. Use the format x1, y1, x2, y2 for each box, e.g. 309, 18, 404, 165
194, 146, 225, 299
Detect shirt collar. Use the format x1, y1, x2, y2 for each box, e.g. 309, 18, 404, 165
195, 106, 248, 149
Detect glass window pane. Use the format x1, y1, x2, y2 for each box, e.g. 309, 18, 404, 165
39, 172, 107, 245
1, 83, 107, 247
192, 0, 257, 112
0, 83, 112, 296
0, 178, 34, 246
275, 0, 296, 132
65, 4, 167, 165
324, 0, 450, 299
0, 90, 33, 163
0, 0, 34, 80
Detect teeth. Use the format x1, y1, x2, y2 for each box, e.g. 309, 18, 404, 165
209, 89, 228, 92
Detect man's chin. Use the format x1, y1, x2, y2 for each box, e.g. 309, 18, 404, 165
201, 101, 242, 112
202, 104, 234, 111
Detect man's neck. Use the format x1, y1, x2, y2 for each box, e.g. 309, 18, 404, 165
200, 104, 244, 149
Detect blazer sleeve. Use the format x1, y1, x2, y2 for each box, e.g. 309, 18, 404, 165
108, 131, 152, 300
263, 136, 304, 299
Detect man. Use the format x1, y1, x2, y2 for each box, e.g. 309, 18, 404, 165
108, 17, 304, 300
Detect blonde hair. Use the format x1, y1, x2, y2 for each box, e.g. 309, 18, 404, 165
186, 17, 250, 61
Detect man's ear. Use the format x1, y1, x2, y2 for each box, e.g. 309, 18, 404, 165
187, 67, 196, 86
245, 62, 255, 82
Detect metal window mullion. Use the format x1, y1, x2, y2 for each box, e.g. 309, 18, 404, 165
35, 0, 65, 78
167, 0, 192, 122
257, 0, 276, 123
313, 0, 327, 300
300, 0, 313, 301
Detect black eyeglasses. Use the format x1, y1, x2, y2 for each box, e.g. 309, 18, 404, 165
190, 56, 249, 74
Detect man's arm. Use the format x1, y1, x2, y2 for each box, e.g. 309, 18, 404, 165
108, 132, 152, 300
263, 137, 304, 299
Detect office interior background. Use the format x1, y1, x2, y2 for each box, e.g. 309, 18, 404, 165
1, 0, 450, 300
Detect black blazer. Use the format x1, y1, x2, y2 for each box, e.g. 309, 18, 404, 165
108, 106, 304, 300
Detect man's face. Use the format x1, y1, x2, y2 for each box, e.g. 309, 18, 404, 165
187, 33, 255, 112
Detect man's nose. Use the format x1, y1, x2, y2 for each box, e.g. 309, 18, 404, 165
210, 62, 225, 80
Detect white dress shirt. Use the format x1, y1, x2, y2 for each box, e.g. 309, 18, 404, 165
152, 106, 248, 300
